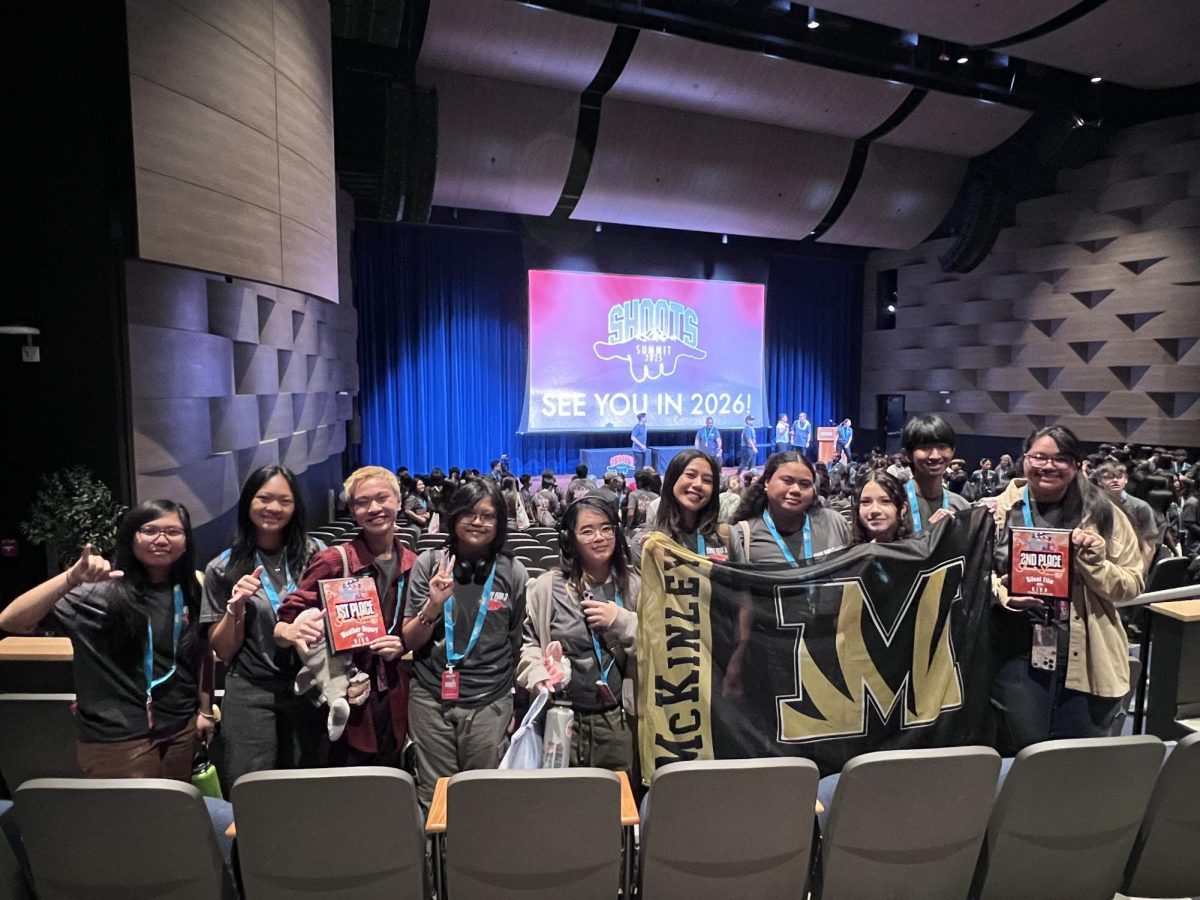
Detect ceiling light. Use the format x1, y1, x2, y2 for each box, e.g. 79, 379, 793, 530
721, 234, 729, 245
806, 7, 819, 28
595, 222, 602, 233
957, 56, 969, 65
1090, 76, 1103, 84
807, 18, 820, 28
887, 304, 896, 313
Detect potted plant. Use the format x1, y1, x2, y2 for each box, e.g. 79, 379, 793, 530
20, 466, 127, 573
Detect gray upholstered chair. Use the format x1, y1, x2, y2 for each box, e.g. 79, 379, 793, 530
16, 777, 236, 899
972, 735, 1165, 900
232, 766, 427, 899
1121, 732, 1200, 899
820, 746, 1000, 899
443, 768, 622, 900
640, 757, 820, 900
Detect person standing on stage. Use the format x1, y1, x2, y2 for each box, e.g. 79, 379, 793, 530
793, 412, 813, 460
630, 412, 649, 469
737, 415, 758, 476
694, 416, 722, 462
901, 414, 971, 534
835, 418, 854, 459
774, 413, 791, 455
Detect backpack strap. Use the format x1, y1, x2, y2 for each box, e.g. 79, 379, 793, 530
740, 519, 752, 561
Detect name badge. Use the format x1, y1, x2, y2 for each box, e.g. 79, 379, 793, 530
441, 668, 460, 701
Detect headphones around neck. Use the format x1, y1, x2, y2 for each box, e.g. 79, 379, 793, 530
453, 555, 493, 585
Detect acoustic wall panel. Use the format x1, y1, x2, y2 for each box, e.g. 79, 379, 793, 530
126, 0, 338, 302
859, 114, 1200, 447
127, 260, 357, 528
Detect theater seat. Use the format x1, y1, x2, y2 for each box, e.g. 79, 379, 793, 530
15, 777, 236, 899
1121, 732, 1200, 898
971, 735, 1165, 900
443, 769, 621, 900
232, 767, 426, 899
819, 746, 1000, 900
639, 758, 819, 900
0, 694, 82, 789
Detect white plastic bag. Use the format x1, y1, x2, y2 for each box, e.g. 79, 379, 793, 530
499, 687, 550, 769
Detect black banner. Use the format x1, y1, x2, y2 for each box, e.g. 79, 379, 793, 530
637, 507, 994, 778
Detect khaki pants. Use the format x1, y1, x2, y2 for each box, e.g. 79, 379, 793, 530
77, 721, 197, 781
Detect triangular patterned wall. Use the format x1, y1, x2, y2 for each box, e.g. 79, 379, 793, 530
860, 113, 1200, 447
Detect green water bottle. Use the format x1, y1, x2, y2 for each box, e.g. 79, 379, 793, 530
191, 748, 223, 799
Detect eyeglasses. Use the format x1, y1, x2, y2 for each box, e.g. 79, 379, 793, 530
575, 525, 616, 541
137, 525, 186, 539
465, 511, 498, 524
1026, 453, 1075, 469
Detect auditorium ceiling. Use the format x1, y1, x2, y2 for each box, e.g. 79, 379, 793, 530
331, 0, 1200, 250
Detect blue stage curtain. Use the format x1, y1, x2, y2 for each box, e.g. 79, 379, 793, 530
356, 221, 863, 475
765, 255, 863, 443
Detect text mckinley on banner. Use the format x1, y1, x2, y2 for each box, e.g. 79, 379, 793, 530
636, 507, 995, 779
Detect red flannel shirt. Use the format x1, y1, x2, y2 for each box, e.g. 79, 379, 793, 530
277, 535, 417, 755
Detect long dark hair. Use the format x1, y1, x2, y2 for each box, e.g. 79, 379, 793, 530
1024, 425, 1115, 537
226, 465, 313, 580
851, 470, 913, 545
654, 449, 722, 541
107, 500, 201, 652
558, 496, 632, 601
446, 478, 508, 558
731, 451, 819, 525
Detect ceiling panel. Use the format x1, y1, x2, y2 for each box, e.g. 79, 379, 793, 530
572, 98, 853, 239
1002, 0, 1200, 89
810, 0, 1078, 47
610, 30, 910, 138
422, 68, 580, 216
419, 0, 616, 91
818, 143, 968, 248
880, 92, 1031, 156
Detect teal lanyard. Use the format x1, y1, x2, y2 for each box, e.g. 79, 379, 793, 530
1022, 486, 1035, 527
584, 583, 625, 681
907, 480, 950, 534
762, 508, 811, 565
254, 552, 295, 614
144, 585, 185, 710
389, 577, 406, 634
696, 532, 706, 556
443, 563, 497, 668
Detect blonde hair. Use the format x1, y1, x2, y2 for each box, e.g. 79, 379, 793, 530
343, 466, 400, 500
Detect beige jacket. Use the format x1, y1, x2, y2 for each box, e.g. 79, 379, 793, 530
517, 569, 639, 716
993, 478, 1143, 697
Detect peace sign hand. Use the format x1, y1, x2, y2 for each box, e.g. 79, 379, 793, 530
65, 544, 123, 590
428, 550, 456, 608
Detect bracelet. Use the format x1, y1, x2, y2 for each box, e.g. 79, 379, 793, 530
198, 711, 217, 721
417, 607, 439, 627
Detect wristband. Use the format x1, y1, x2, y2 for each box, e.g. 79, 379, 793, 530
417, 607, 439, 627
198, 711, 217, 721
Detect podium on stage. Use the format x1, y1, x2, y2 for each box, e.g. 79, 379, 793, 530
816, 427, 839, 464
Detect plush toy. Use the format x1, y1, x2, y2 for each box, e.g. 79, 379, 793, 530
290, 607, 370, 741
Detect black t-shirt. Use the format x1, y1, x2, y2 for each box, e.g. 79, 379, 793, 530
405, 550, 528, 707
55, 580, 199, 742
200, 543, 323, 685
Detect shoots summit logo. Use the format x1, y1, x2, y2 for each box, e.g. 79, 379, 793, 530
593, 298, 707, 383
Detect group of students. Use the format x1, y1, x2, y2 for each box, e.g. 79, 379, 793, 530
0, 414, 1189, 809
